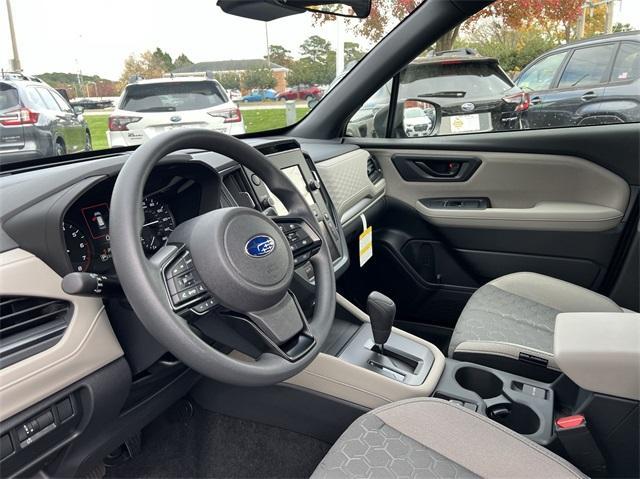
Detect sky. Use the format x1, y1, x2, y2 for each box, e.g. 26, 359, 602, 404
1, 0, 640, 81
0, 0, 373, 80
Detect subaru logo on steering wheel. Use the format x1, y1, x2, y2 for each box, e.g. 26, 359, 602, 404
245, 235, 275, 257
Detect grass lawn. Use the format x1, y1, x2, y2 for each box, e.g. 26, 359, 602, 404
84, 108, 309, 151
85, 115, 109, 150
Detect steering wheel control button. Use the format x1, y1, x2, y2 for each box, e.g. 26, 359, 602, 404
191, 297, 218, 314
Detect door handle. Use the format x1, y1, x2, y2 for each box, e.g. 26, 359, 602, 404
581, 91, 597, 101
530, 96, 542, 105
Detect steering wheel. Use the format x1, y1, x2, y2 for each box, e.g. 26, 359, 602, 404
109, 129, 336, 386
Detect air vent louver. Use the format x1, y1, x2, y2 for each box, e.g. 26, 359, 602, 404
0, 296, 71, 368
367, 156, 382, 184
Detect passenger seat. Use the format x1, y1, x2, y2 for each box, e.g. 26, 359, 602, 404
448, 272, 626, 381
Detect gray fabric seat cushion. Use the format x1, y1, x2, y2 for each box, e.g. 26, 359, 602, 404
448, 272, 622, 371
312, 398, 585, 479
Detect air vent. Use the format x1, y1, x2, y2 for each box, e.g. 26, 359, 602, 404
0, 296, 71, 369
222, 168, 256, 208
367, 156, 383, 184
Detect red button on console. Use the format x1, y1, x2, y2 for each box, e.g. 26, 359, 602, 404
556, 414, 586, 429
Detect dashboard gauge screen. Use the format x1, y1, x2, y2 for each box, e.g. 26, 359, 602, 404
63, 222, 91, 272
81, 203, 110, 239
140, 196, 176, 253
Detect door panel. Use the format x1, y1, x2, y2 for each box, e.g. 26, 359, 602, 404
374, 149, 629, 231
339, 124, 638, 335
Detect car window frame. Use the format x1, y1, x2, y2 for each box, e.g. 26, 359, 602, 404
35, 87, 62, 112
49, 88, 74, 113
554, 41, 619, 91
516, 50, 571, 93
607, 40, 640, 84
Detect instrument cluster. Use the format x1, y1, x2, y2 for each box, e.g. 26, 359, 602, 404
62, 164, 215, 274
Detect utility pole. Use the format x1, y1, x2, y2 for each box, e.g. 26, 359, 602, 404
336, 16, 344, 76
605, 0, 615, 33
265, 23, 271, 68
6, 0, 22, 71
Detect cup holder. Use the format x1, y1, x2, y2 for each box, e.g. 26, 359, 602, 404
455, 366, 503, 399
487, 402, 540, 435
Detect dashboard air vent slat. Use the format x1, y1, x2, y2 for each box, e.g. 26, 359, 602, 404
367, 156, 383, 184
0, 296, 72, 368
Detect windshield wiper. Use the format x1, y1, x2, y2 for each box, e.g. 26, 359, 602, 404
418, 91, 466, 98
136, 106, 177, 112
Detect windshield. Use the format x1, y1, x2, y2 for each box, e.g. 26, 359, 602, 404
0, 0, 424, 166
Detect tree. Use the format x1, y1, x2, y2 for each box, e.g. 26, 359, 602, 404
344, 42, 364, 63
151, 48, 174, 71
613, 22, 633, 33
300, 35, 333, 63
173, 53, 194, 69
266, 45, 293, 68
243, 67, 276, 89
119, 50, 167, 86
215, 72, 242, 90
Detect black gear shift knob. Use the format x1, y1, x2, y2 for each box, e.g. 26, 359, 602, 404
367, 291, 396, 351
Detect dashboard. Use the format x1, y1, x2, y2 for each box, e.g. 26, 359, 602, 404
61, 163, 220, 275
0, 137, 383, 478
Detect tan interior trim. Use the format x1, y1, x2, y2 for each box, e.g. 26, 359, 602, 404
0, 249, 123, 422
555, 312, 640, 401
315, 149, 385, 224
373, 149, 630, 232
454, 340, 560, 370
416, 201, 623, 232
284, 293, 445, 409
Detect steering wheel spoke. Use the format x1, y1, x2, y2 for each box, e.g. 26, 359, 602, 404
272, 216, 322, 267
150, 244, 219, 315
110, 129, 335, 386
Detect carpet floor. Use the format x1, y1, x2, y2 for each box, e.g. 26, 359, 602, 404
105, 405, 330, 479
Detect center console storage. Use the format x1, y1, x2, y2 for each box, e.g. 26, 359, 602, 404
434, 360, 554, 444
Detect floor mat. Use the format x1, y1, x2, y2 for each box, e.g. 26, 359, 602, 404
105, 405, 330, 479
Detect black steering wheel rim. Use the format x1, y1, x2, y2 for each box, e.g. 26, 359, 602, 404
110, 129, 336, 386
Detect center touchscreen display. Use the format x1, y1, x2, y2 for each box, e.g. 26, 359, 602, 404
270, 165, 314, 215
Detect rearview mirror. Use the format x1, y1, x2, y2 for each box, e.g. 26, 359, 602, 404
217, 0, 371, 21
73, 106, 85, 115
307, 98, 319, 109
400, 99, 440, 138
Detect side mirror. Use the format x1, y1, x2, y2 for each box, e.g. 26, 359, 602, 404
400, 99, 440, 138
73, 105, 85, 115
307, 98, 319, 109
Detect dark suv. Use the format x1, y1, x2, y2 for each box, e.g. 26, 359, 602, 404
515, 31, 640, 128
398, 49, 530, 135
0, 73, 91, 166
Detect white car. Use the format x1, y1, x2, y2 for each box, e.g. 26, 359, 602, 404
403, 106, 434, 137
107, 77, 245, 147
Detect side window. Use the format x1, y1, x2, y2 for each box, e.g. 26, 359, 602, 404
611, 42, 640, 82
36, 88, 62, 111
516, 52, 568, 92
23, 87, 48, 110
345, 80, 392, 138
49, 89, 73, 113
557, 44, 617, 89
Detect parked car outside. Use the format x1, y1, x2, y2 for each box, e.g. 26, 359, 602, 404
397, 49, 530, 136
0, 75, 91, 166
70, 97, 114, 110
276, 84, 323, 101
227, 89, 242, 101
402, 106, 434, 137
241, 89, 277, 102
107, 76, 244, 147
515, 31, 640, 129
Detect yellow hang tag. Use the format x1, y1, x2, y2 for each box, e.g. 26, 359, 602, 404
359, 214, 373, 267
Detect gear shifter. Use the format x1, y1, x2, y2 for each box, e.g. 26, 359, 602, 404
367, 291, 396, 354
